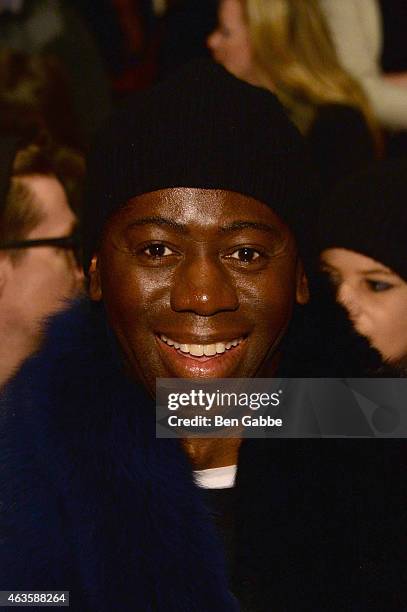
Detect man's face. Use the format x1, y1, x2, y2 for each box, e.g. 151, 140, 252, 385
3, 175, 84, 340
90, 188, 308, 393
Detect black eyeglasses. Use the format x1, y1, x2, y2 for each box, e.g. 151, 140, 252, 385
0, 232, 83, 266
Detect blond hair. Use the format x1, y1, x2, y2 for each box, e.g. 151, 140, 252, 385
241, 0, 381, 150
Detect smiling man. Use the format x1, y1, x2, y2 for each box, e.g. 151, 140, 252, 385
90, 188, 307, 387
0, 60, 403, 611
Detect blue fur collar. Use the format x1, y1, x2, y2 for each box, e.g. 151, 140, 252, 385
0, 299, 238, 611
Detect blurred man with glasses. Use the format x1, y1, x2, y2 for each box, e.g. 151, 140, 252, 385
0, 136, 84, 386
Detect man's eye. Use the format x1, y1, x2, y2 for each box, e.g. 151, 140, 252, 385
229, 247, 261, 263
366, 279, 393, 292
143, 244, 173, 258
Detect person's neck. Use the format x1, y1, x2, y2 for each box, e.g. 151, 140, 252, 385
181, 437, 242, 471
179, 355, 282, 469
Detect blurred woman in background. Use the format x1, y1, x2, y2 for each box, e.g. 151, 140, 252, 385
319, 159, 407, 374
208, 0, 381, 190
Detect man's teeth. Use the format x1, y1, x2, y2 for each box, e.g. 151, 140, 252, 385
160, 335, 242, 356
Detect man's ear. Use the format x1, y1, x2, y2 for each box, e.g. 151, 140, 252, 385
88, 254, 102, 301
295, 259, 309, 305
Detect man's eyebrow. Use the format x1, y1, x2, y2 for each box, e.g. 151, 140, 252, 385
219, 221, 282, 236
126, 216, 186, 232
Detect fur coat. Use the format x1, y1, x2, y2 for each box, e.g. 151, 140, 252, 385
0, 299, 238, 611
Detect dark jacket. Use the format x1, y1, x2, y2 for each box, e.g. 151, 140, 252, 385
0, 298, 405, 611
234, 292, 407, 610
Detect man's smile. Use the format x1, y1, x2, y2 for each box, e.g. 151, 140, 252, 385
156, 333, 248, 377
159, 333, 245, 356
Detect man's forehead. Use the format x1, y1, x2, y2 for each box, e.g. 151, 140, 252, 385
109, 187, 290, 235
18, 175, 77, 237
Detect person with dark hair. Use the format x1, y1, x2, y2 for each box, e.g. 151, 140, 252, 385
0, 0, 111, 143
320, 159, 407, 373
0, 61, 404, 611
159, 0, 218, 76
0, 49, 84, 148
0, 136, 84, 386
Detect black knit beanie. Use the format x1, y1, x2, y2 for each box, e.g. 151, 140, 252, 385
0, 137, 21, 220
84, 59, 319, 270
319, 159, 407, 281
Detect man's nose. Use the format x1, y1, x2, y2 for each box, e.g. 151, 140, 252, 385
170, 255, 239, 316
